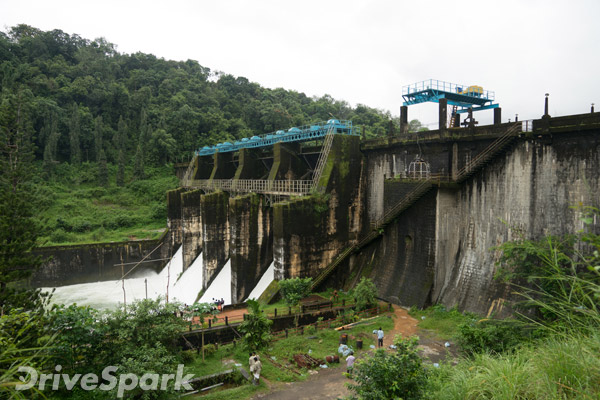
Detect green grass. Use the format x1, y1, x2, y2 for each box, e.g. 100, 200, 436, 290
409, 305, 477, 339
426, 332, 600, 399
37, 162, 178, 246
182, 311, 395, 399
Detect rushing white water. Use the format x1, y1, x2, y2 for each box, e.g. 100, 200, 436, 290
198, 259, 231, 306
43, 247, 204, 310
244, 262, 275, 301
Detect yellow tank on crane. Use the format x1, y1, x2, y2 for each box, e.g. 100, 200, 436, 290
458, 85, 484, 97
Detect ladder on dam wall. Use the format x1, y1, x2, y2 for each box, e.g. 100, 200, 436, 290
311, 125, 336, 192
310, 122, 523, 291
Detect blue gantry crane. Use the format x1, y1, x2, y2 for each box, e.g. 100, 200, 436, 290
195, 119, 359, 157
402, 79, 499, 127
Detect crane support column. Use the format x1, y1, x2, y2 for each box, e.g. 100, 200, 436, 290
494, 108, 502, 125
400, 106, 408, 134
439, 98, 448, 131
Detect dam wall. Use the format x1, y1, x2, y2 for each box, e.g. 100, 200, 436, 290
32, 112, 600, 318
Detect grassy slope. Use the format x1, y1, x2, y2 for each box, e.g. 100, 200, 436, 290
409, 306, 600, 399
37, 163, 178, 246
183, 313, 394, 399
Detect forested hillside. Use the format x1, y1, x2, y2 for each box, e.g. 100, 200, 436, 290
0, 24, 393, 167
0, 24, 394, 246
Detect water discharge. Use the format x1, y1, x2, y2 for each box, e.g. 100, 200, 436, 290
198, 260, 231, 305
43, 247, 204, 310
245, 262, 275, 301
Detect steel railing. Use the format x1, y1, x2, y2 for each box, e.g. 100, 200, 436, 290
310, 122, 523, 290
184, 178, 314, 196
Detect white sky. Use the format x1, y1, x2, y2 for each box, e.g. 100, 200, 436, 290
1, 0, 599, 127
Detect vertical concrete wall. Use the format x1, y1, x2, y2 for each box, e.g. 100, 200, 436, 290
432, 133, 600, 315
181, 189, 203, 271
166, 188, 185, 248
347, 189, 437, 308
229, 193, 272, 303
273, 135, 362, 280
200, 191, 230, 288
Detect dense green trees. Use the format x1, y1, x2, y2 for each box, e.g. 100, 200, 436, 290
0, 24, 399, 245
0, 24, 395, 176
0, 84, 45, 305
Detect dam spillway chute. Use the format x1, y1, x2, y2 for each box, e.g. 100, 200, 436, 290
42, 246, 206, 309
170, 251, 204, 305
244, 262, 275, 302
199, 259, 232, 306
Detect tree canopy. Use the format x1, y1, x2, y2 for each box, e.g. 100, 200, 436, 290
0, 24, 395, 172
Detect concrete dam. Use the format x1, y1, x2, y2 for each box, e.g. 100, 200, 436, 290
33, 106, 600, 316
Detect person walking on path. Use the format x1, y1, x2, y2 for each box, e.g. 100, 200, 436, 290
250, 354, 262, 385
377, 327, 384, 348
346, 351, 356, 376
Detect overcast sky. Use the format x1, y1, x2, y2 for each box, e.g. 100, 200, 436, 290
1, 0, 599, 126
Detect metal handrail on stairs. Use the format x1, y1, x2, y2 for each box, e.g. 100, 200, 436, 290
455, 122, 521, 181
310, 122, 523, 290
311, 125, 336, 192
181, 156, 197, 187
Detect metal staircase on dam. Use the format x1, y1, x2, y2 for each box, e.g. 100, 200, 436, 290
310, 122, 523, 291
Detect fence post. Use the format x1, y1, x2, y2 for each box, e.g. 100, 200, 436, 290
274, 308, 277, 318
301, 305, 305, 314
299, 326, 304, 335
342, 299, 346, 307
225, 316, 228, 325
288, 306, 292, 316
388, 302, 392, 312
208, 319, 211, 328
285, 328, 288, 338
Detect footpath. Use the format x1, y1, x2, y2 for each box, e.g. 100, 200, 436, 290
252, 306, 437, 400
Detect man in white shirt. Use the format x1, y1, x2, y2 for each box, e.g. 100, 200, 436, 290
377, 327, 384, 348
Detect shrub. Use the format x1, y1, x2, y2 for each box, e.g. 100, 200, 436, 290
238, 300, 272, 351
348, 336, 427, 400
457, 318, 542, 356
279, 277, 312, 306
353, 277, 378, 311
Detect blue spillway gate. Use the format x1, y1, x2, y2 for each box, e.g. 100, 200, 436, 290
195, 119, 359, 157
402, 79, 499, 114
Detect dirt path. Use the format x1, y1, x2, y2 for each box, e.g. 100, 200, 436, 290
252, 306, 422, 400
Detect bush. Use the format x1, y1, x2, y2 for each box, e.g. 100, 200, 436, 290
348, 336, 427, 400
457, 318, 542, 356
238, 300, 272, 351
353, 277, 378, 311
279, 277, 312, 306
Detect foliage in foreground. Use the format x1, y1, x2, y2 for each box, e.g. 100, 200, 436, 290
348, 336, 427, 400
238, 299, 272, 351
495, 205, 600, 332
426, 332, 600, 400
